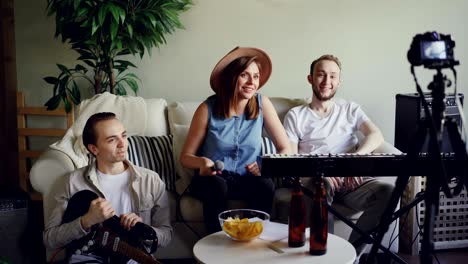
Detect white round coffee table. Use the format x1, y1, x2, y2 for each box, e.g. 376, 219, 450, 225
193, 224, 356, 264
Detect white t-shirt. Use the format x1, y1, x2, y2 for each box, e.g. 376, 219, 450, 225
73, 170, 138, 264
97, 169, 133, 216
283, 99, 370, 154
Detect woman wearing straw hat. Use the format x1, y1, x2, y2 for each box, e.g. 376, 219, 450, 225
180, 47, 291, 233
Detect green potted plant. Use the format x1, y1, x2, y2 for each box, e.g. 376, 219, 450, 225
44, 0, 192, 112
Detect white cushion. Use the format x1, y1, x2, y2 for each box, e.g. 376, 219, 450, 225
269, 97, 308, 122
167, 101, 200, 132
172, 124, 194, 195
144, 98, 168, 136
168, 102, 200, 195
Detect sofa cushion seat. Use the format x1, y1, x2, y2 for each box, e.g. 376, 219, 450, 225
179, 195, 204, 222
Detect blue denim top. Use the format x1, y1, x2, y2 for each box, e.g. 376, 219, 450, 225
199, 94, 263, 176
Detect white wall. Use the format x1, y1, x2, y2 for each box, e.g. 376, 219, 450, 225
15, 0, 468, 144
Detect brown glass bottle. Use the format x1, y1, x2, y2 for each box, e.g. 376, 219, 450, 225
288, 177, 306, 247
309, 176, 328, 255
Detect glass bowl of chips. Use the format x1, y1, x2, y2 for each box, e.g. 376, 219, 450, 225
218, 209, 270, 241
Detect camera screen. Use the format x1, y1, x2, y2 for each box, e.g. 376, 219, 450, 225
421, 41, 447, 60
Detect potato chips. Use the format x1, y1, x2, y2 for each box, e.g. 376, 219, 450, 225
222, 217, 263, 241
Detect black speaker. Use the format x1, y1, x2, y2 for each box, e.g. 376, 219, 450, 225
395, 92, 464, 153
0, 191, 31, 264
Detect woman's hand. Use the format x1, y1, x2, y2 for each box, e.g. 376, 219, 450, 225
120, 213, 143, 231
245, 161, 261, 176
199, 157, 217, 176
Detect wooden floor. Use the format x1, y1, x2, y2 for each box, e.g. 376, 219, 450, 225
398, 248, 468, 264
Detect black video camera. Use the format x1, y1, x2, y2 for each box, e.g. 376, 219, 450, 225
407, 31, 459, 69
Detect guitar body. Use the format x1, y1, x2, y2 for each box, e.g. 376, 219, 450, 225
62, 190, 160, 264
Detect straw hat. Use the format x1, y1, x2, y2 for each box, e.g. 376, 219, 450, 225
209, 47, 272, 93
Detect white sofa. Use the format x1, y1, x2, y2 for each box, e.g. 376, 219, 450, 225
30, 93, 399, 261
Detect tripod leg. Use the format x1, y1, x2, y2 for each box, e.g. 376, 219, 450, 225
420, 114, 451, 264
421, 183, 438, 264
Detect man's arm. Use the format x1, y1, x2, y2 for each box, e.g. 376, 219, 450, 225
43, 176, 91, 250
150, 178, 173, 248
344, 117, 383, 191
290, 141, 298, 154
355, 120, 384, 154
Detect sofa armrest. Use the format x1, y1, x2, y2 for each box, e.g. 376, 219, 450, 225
29, 148, 76, 262
30, 148, 76, 196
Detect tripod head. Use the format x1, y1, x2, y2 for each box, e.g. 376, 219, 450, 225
427, 69, 451, 133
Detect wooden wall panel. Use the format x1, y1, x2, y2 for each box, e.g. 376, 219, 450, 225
0, 0, 19, 191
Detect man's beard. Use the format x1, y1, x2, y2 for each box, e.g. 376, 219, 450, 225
312, 86, 336, 101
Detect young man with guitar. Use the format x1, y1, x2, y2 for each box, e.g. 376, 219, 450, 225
43, 112, 172, 263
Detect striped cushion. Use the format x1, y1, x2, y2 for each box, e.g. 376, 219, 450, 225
127, 135, 176, 192
260, 137, 284, 188
261, 136, 276, 156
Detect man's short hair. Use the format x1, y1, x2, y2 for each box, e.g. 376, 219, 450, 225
82, 112, 117, 153
310, 54, 342, 75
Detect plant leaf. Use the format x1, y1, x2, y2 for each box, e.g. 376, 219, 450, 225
91, 17, 98, 36
116, 83, 127, 96
69, 81, 81, 104
57, 64, 71, 75
124, 78, 138, 94
124, 72, 141, 81
83, 60, 96, 68
145, 13, 157, 27
115, 60, 137, 68
63, 96, 72, 113
73, 0, 80, 10
118, 6, 126, 24
44, 76, 60, 85
108, 3, 120, 24
44, 95, 61, 111
110, 21, 118, 40
75, 64, 88, 73
98, 3, 108, 26
126, 24, 133, 38
58, 75, 70, 94
77, 8, 88, 18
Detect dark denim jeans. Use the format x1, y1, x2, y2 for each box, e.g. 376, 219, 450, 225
190, 171, 275, 234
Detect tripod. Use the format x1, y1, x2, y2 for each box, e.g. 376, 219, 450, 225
367, 69, 468, 263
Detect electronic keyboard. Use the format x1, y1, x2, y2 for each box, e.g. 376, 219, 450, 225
260, 153, 465, 177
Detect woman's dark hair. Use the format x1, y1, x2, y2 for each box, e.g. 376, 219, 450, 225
82, 112, 116, 153
214, 56, 260, 120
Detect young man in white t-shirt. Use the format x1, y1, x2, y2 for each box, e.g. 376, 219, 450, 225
283, 55, 394, 256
